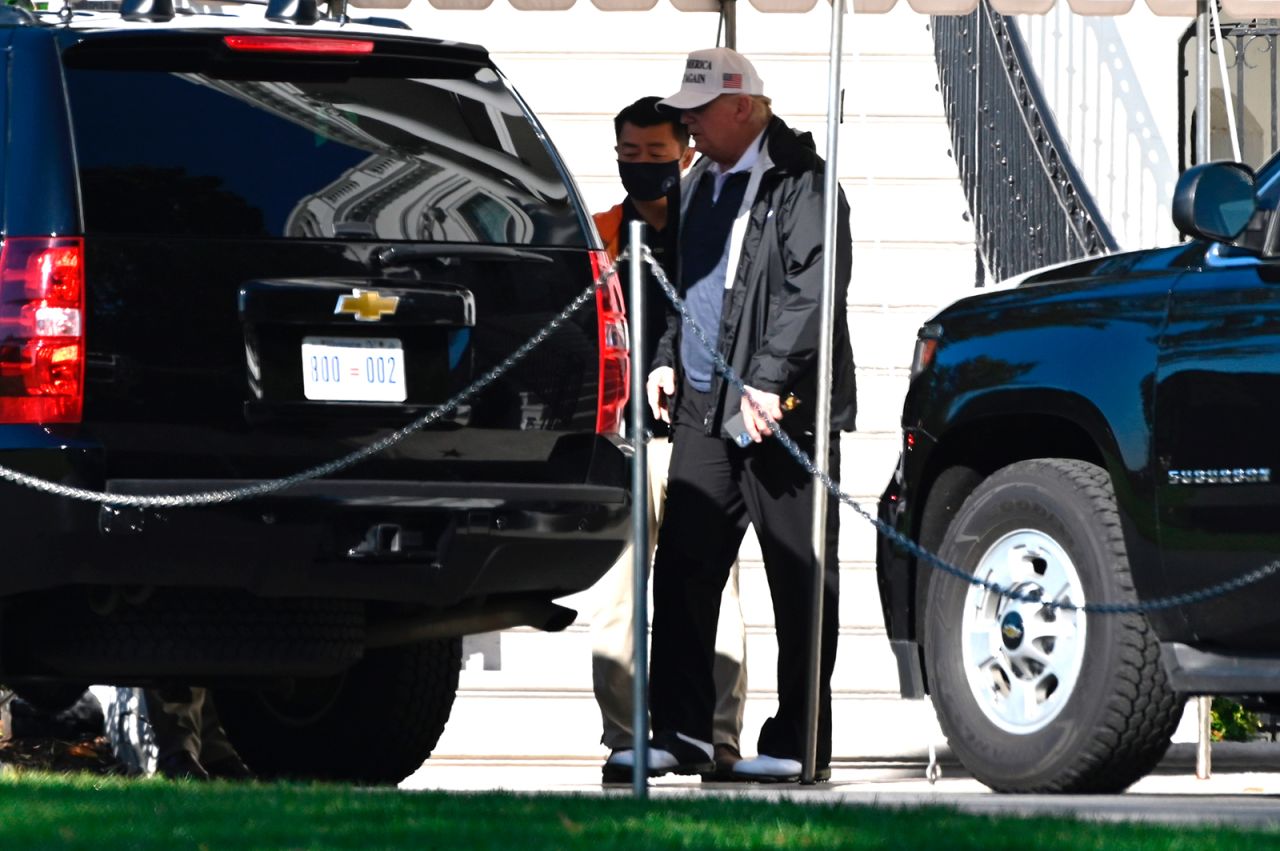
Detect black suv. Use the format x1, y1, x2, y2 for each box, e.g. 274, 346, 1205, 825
878, 154, 1280, 793
0, 3, 630, 783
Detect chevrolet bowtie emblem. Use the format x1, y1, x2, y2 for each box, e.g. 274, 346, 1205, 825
335, 288, 399, 322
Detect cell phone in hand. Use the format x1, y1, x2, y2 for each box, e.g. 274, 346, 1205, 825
721, 410, 752, 447
722, 393, 798, 446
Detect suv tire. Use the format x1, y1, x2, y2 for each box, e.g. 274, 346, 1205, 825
923, 458, 1181, 793
9, 683, 90, 713
214, 637, 462, 785
19, 592, 364, 679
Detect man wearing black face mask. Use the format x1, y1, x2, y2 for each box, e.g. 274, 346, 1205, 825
594, 98, 691, 369
590, 96, 749, 785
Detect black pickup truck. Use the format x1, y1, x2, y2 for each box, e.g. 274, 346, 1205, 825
877, 156, 1280, 792
0, 6, 630, 783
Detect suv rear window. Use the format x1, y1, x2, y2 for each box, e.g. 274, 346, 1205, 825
62, 35, 584, 245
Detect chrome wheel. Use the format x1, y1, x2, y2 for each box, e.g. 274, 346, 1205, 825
959, 528, 1087, 735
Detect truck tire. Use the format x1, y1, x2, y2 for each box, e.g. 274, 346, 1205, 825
10, 683, 90, 713
923, 458, 1181, 793
214, 637, 462, 785
19, 591, 364, 679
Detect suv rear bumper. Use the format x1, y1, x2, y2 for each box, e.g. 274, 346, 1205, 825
1, 477, 629, 605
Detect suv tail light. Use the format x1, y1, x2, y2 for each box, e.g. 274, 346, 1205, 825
0, 237, 85, 424
223, 36, 375, 55
591, 249, 629, 435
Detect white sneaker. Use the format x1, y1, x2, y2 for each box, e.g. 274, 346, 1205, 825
732, 754, 804, 782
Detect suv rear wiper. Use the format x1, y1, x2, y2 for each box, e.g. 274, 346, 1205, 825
376, 244, 553, 268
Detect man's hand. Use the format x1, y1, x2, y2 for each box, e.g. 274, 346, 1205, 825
647, 367, 676, 423
741, 385, 783, 443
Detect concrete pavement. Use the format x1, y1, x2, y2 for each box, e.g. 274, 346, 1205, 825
401, 743, 1280, 831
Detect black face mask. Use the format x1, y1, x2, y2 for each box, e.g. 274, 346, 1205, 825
618, 159, 681, 202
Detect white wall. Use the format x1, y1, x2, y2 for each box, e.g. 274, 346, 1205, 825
402, 3, 841, 220
405, 9, 919, 220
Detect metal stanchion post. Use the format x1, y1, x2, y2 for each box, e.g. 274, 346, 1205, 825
628, 221, 650, 799
1197, 0, 1209, 164
1197, 695, 1213, 780
801, 0, 846, 786
1194, 0, 1212, 787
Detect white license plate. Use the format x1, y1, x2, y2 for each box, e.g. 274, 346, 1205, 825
301, 336, 406, 402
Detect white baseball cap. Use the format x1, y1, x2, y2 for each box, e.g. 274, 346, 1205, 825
659, 47, 765, 111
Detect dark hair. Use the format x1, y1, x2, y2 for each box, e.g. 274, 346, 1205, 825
612, 96, 690, 149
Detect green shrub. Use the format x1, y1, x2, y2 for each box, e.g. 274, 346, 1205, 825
1211, 697, 1263, 742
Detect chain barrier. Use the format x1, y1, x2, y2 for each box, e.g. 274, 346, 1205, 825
0, 243, 1274, 616
639, 247, 1280, 616
0, 279, 601, 508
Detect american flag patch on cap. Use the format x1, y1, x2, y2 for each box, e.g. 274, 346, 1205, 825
723, 72, 743, 89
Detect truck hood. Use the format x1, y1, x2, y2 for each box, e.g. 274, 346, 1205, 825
931, 243, 1205, 321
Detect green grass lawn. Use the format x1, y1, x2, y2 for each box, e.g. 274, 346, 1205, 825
0, 772, 1277, 850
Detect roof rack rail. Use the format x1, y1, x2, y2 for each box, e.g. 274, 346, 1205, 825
120, 0, 173, 20
265, 0, 317, 23
57, 0, 126, 13
52, 0, 402, 26
349, 14, 406, 27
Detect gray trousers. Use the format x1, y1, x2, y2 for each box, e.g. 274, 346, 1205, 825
589, 436, 749, 751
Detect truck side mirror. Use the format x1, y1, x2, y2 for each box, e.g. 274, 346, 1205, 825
1172, 161, 1257, 244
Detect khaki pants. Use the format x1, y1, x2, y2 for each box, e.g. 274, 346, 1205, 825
144, 686, 240, 767
590, 435, 748, 751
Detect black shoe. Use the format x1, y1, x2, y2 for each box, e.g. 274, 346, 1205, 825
601, 749, 633, 784
157, 752, 210, 781
204, 753, 254, 781
647, 731, 715, 778
703, 743, 746, 782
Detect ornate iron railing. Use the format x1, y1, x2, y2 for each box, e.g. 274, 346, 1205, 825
1178, 17, 1280, 172
932, 1, 1118, 284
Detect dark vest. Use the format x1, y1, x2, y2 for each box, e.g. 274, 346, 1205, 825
679, 170, 749, 391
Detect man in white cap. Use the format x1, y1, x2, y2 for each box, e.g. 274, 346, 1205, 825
625, 47, 856, 782
590, 95, 750, 785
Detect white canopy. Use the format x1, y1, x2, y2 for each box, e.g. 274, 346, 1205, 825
405, 0, 1269, 18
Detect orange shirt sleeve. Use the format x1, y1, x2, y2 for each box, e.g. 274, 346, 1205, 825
592, 205, 625, 262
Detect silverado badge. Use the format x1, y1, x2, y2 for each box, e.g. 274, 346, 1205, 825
335, 288, 399, 322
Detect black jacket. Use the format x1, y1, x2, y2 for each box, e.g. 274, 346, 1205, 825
652, 114, 857, 436
594, 197, 677, 436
